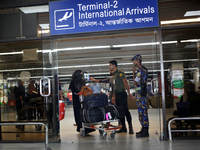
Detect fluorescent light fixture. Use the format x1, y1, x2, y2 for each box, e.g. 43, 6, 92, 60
0, 51, 23, 56
91, 64, 109, 67
184, 10, 200, 17
184, 68, 199, 71
113, 42, 158, 48
58, 54, 160, 63
38, 30, 50, 34
88, 72, 110, 75
59, 78, 71, 80
162, 41, 177, 44
163, 59, 198, 63
161, 18, 200, 24
181, 39, 199, 43
39, 24, 50, 29
0, 40, 177, 56
113, 41, 177, 48
19, 5, 48, 14
37, 49, 56, 53
59, 74, 73, 77
57, 65, 91, 69
0, 67, 42, 73
56, 45, 110, 52
43, 67, 57, 70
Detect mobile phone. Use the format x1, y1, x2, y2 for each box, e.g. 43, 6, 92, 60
84, 73, 90, 81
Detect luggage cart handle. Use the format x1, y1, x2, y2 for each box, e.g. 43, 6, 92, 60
40, 77, 51, 97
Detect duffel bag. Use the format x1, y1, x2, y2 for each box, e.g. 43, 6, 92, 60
83, 93, 108, 108
103, 105, 124, 120
80, 107, 105, 123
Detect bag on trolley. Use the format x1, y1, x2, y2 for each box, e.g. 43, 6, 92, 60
83, 93, 108, 108
80, 107, 105, 123
103, 105, 124, 120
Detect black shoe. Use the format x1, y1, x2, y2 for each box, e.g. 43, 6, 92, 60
136, 127, 149, 138
136, 127, 144, 135
129, 128, 134, 134
116, 128, 127, 133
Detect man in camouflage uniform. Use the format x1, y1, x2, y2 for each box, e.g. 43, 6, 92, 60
132, 54, 149, 138
109, 60, 134, 134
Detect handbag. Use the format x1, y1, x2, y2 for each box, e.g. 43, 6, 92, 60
80, 86, 93, 96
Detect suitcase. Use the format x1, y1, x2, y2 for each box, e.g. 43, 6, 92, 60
83, 93, 108, 108
103, 105, 124, 120
80, 107, 105, 123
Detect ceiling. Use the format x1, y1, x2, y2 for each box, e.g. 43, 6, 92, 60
0, 0, 200, 85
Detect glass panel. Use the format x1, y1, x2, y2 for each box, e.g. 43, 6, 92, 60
150, 30, 162, 139
0, 40, 45, 141
41, 36, 60, 146
163, 27, 200, 139
56, 29, 161, 140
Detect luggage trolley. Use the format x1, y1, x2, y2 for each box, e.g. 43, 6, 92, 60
78, 93, 121, 140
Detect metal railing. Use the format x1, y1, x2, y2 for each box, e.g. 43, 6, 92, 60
0, 122, 51, 150
168, 117, 200, 142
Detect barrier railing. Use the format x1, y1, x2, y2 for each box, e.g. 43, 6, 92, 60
168, 117, 200, 142
0, 122, 51, 150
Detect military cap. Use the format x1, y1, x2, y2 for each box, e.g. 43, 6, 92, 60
131, 54, 142, 61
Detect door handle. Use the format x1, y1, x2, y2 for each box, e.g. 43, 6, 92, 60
151, 78, 159, 95
40, 77, 51, 97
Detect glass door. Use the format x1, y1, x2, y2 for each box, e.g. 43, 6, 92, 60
54, 29, 162, 140
41, 36, 60, 146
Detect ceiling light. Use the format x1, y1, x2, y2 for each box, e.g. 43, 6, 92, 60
113, 41, 177, 48
162, 41, 177, 44
161, 18, 200, 24
181, 39, 199, 43
163, 59, 197, 63
0, 67, 42, 73
184, 10, 200, 17
39, 24, 50, 29
56, 45, 110, 51
0, 51, 23, 56
0, 40, 177, 56
19, 5, 48, 14
113, 42, 158, 48
38, 30, 50, 34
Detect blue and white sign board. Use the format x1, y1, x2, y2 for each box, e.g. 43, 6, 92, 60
49, 0, 159, 35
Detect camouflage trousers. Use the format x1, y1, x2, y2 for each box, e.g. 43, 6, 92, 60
135, 94, 149, 127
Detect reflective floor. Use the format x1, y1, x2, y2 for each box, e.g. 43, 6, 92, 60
0, 105, 200, 150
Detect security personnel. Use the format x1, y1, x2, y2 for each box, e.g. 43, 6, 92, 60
109, 60, 134, 134
132, 54, 149, 138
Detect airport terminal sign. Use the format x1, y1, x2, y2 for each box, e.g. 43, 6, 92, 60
49, 0, 159, 35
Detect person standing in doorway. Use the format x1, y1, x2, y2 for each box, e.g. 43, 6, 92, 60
109, 60, 134, 134
132, 54, 149, 138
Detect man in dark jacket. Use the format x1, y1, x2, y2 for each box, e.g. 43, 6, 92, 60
14, 80, 25, 118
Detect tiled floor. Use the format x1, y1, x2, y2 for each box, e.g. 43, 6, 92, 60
0, 106, 200, 150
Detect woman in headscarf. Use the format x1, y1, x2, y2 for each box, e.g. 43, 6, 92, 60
69, 70, 95, 134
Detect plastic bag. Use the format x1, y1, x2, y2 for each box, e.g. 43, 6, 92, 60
59, 100, 65, 121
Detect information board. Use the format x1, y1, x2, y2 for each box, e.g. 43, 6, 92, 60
49, 0, 159, 35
